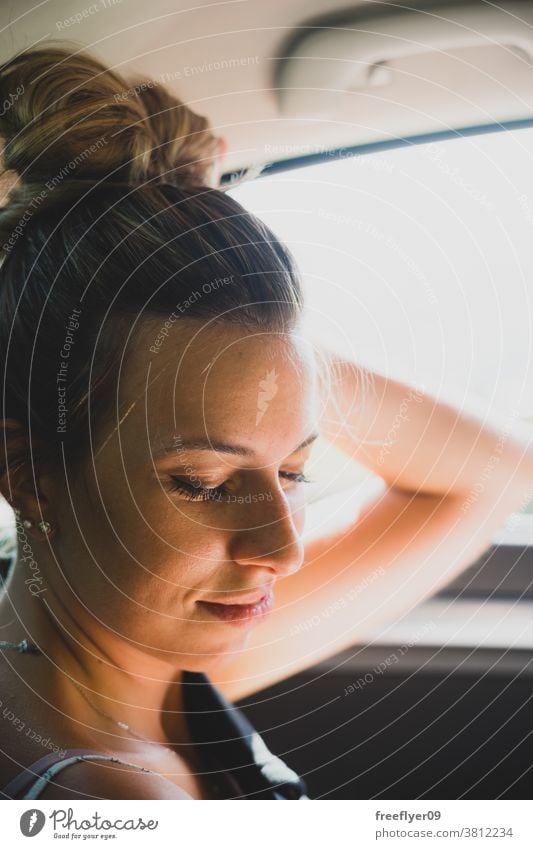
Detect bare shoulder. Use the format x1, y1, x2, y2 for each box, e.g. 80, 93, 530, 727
37, 757, 194, 800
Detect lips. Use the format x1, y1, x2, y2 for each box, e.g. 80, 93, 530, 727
197, 588, 274, 626
202, 587, 274, 606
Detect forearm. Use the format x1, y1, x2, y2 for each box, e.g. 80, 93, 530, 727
319, 351, 533, 498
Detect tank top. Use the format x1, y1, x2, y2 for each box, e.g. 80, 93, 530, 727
0, 669, 309, 800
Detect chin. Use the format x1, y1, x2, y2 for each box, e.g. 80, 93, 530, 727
185, 635, 252, 673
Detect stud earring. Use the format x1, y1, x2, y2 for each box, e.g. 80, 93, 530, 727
37, 520, 52, 535
13, 508, 32, 528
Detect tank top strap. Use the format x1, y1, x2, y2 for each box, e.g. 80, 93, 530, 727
1, 675, 311, 800
0, 748, 151, 800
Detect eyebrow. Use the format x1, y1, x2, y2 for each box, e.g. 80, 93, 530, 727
153, 431, 320, 459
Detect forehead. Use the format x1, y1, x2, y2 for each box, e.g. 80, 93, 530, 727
120, 318, 319, 462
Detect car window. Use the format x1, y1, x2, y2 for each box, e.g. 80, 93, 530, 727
230, 128, 533, 404
229, 128, 533, 516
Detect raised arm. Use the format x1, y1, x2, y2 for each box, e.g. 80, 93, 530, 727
317, 349, 533, 500
211, 352, 533, 701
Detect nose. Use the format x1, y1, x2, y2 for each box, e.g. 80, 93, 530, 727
228, 492, 305, 578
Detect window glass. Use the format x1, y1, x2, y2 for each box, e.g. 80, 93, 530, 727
231, 129, 533, 413
230, 129, 533, 508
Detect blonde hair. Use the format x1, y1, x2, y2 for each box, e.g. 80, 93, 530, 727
0, 45, 221, 248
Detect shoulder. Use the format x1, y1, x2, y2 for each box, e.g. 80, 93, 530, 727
36, 755, 194, 800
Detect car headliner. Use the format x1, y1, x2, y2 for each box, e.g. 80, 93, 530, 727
3, 0, 533, 171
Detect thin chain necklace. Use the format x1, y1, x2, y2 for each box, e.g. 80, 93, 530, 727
0, 637, 221, 799
0, 638, 178, 753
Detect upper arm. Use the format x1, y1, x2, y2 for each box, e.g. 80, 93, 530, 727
36, 758, 193, 800
210, 475, 530, 701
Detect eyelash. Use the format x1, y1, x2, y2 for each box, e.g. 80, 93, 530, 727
167, 471, 312, 502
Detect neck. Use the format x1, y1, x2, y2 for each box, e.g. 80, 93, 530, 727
0, 563, 192, 749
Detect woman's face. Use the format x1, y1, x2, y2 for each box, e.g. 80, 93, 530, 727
47, 318, 320, 672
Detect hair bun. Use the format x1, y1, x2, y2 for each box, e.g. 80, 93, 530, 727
0, 46, 220, 202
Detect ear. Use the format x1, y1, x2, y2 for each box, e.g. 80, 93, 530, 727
0, 419, 55, 539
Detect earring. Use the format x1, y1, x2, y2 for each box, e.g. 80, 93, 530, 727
37, 520, 52, 535
13, 508, 32, 528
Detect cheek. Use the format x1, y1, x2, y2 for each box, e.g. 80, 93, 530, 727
84, 467, 200, 556
113, 496, 229, 602
57, 478, 220, 606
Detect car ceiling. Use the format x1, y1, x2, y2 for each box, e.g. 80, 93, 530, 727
2, 0, 533, 171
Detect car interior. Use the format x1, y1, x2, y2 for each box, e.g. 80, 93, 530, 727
2, 0, 533, 799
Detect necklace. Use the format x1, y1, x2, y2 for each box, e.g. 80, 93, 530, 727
0, 638, 41, 655
0, 637, 220, 798
0, 638, 178, 752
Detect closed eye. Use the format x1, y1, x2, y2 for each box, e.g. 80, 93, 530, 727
167, 471, 312, 502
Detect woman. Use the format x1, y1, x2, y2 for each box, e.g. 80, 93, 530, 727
0, 46, 532, 801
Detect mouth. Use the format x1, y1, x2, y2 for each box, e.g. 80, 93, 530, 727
197, 588, 274, 627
